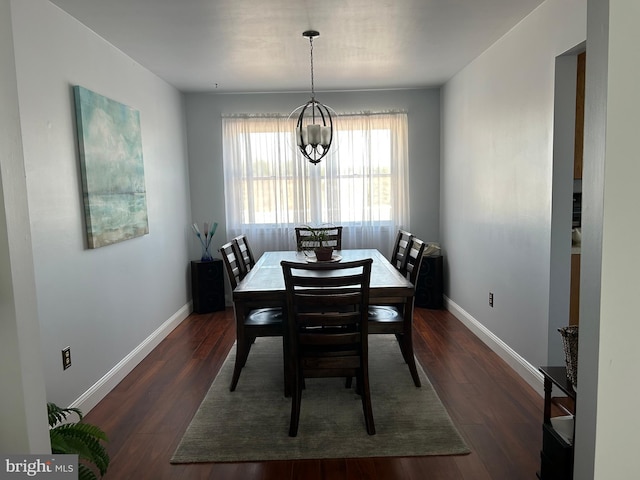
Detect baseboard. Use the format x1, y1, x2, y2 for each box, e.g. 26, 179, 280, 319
70, 302, 193, 414
444, 296, 544, 397
70, 297, 543, 413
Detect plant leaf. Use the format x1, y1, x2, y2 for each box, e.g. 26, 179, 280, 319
48, 406, 110, 478
48, 402, 83, 427
78, 463, 98, 480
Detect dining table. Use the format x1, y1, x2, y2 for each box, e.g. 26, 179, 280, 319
232, 248, 415, 395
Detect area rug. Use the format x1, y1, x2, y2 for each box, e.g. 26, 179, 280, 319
171, 336, 470, 463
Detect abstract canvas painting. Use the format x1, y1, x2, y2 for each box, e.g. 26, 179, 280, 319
73, 86, 149, 248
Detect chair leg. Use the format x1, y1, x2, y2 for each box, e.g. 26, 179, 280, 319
282, 337, 291, 398
395, 333, 411, 364
359, 368, 376, 435
397, 333, 421, 387
229, 339, 252, 391
354, 376, 362, 396
289, 369, 303, 437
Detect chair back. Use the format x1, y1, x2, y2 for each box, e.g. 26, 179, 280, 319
219, 241, 245, 289
295, 226, 343, 251
404, 237, 427, 285
233, 234, 255, 273
281, 258, 375, 436
390, 229, 413, 273
281, 259, 372, 371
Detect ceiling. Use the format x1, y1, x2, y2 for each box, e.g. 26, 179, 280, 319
49, 0, 544, 94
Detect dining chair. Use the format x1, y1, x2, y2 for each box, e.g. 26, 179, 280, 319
390, 229, 413, 273
281, 258, 375, 437
219, 241, 283, 391
368, 236, 426, 388
220, 241, 246, 286
233, 234, 255, 274
295, 226, 343, 251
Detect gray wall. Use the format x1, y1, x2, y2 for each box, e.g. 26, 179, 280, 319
441, 0, 586, 371
184, 89, 441, 259
575, 0, 640, 477
0, 0, 50, 454
439, 0, 640, 476
549, 52, 580, 366
8, 0, 193, 409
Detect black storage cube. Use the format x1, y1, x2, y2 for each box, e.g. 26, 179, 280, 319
191, 260, 225, 313
415, 255, 443, 309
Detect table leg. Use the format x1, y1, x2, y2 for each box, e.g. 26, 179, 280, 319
543, 376, 552, 424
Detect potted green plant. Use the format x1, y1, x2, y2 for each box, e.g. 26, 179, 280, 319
298, 226, 334, 261
48, 402, 109, 480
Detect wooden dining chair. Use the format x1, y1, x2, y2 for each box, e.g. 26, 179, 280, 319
219, 241, 283, 391
390, 229, 413, 273
281, 258, 375, 437
233, 234, 255, 274
220, 241, 246, 287
368, 236, 426, 388
295, 226, 343, 251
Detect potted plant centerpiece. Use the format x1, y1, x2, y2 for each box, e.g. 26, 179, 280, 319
298, 226, 335, 261
312, 229, 334, 261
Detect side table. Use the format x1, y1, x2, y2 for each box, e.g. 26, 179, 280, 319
191, 259, 225, 313
415, 255, 443, 309
537, 366, 576, 480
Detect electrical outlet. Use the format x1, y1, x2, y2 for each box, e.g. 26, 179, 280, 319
62, 347, 71, 370
489, 292, 494, 308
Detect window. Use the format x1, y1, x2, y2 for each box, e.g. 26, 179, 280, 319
222, 112, 409, 255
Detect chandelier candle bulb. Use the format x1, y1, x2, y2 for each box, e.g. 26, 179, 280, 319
321, 126, 331, 145
307, 124, 321, 145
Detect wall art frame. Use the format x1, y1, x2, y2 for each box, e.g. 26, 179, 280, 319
73, 85, 149, 248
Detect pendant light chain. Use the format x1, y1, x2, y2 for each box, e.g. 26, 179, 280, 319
309, 36, 315, 100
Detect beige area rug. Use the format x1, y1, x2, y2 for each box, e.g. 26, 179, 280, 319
171, 336, 470, 463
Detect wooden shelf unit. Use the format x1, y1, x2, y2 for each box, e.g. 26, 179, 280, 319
537, 366, 576, 480
414, 255, 443, 309
191, 259, 225, 314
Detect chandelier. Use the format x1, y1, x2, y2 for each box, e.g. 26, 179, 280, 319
291, 30, 334, 165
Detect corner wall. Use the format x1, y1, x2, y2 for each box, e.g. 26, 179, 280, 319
440, 0, 586, 370
575, 0, 640, 477
0, 0, 49, 453
9, 0, 193, 409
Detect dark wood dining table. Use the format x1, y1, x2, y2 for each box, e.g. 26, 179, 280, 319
232, 249, 415, 395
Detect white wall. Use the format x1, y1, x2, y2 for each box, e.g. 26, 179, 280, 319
185, 89, 441, 261
548, 52, 580, 366
0, 0, 49, 453
9, 0, 193, 409
575, 1, 640, 478
441, 0, 586, 372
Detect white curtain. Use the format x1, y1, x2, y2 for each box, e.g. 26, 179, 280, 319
222, 111, 409, 259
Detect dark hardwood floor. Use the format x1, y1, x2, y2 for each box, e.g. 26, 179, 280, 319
84, 307, 544, 479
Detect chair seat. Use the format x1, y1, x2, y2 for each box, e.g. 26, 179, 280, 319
245, 308, 283, 326
368, 305, 402, 323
